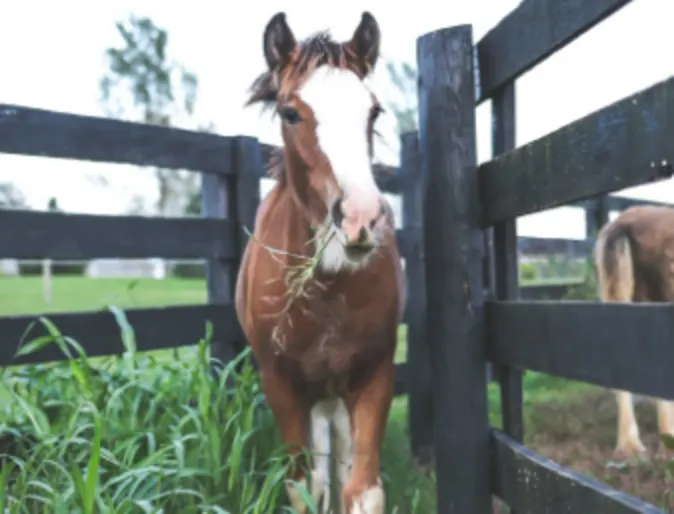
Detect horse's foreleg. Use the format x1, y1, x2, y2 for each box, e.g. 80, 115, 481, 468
261, 371, 325, 512
615, 390, 646, 456
342, 360, 394, 514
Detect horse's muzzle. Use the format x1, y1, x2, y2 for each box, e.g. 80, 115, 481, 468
330, 196, 384, 256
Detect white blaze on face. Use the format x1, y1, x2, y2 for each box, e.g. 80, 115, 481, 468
298, 66, 381, 223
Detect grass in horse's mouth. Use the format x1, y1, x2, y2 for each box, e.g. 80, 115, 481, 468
243, 224, 336, 308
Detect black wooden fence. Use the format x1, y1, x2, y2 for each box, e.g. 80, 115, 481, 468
0, 0, 672, 511
415, 0, 671, 512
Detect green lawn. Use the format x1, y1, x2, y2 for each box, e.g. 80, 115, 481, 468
0, 276, 208, 316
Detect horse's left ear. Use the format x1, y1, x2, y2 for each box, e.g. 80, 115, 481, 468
347, 12, 380, 75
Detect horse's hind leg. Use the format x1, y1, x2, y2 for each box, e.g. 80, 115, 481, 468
657, 399, 674, 444
615, 390, 646, 456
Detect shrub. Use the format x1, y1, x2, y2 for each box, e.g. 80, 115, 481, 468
172, 262, 206, 279
519, 262, 538, 281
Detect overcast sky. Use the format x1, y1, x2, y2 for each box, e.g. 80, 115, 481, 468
0, 0, 672, 239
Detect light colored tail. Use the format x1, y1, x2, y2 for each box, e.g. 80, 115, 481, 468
594, 226, 634, 302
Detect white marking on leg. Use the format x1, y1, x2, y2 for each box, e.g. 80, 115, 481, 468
351, 481, 385, 514
311, 401, 333, 511
286, 470, 326, 514
615, 390, 646, 454
333, 399, 353, 514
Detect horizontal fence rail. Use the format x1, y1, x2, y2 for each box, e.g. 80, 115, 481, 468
0, 210, 237, 260
0, 104, 236, 174
486, 301, 674, 400
479, 76, 674, 226
476, 0, 633, 103
0, 304, 236, 367
490, 430, 662, 513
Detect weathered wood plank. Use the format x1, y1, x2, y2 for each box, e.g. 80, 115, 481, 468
486, 301, 674, 400
258, 143, 401, 194
479, 77, 674, 226
0, 304, 235, 367
476, 0, 633, 103
393, 362, 409, 396
418, 25, 491, 513
0, 104, 234, 174
401, 132, 434, 465
201, 170, 238, 370
492, 83, 524, 449
0, 210, 236, 260
491, 430, 664, 513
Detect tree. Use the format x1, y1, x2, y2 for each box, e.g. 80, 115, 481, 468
384, 60, 418, 135
99, 15, 203, 217
0, 183, 27, 210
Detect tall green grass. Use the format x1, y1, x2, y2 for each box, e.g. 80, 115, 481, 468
0, 309, 434, 513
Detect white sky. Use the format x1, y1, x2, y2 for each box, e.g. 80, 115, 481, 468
0, 0, 672, 239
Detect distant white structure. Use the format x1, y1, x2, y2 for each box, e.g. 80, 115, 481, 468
86, 258, 167, 279
0, 259, 19, 276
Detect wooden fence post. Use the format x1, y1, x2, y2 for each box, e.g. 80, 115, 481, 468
585, 196, 610, 239
201, 168, 237, 371
401, 131, 433, 467
200, 136, 262, 372
417, 25, 491, 512
492, 84, 524, 447
231, 136, 262, 369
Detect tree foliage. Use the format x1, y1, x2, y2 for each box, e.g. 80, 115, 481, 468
384, 60, 418, 135
0, 183, 27, 210
100, 16, 203, 217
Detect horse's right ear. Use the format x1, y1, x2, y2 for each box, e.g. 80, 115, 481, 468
263, 12, 297, 71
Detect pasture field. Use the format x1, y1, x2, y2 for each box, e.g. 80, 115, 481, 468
0, 276, 670, 511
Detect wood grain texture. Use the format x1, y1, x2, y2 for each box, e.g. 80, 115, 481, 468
0, 304, 235, 367
479, 77, 674, 226
0, 104, 234, 174
491, 430, 665, 513
486, 301, 674, 400
0, 210, 236, 260
476, 0, 633, 102
400, 131, 433, 465
418, 25, 491, 513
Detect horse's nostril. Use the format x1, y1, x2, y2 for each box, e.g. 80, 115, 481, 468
331, 199, 345, 227
357, 227, 368, 244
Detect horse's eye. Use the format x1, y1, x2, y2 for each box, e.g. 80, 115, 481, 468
279, 106, 302, 125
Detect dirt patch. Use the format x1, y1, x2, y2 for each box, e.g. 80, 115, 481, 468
526, 389, 674, 510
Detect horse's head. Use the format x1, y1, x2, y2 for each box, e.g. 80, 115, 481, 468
248, 12, 387, 271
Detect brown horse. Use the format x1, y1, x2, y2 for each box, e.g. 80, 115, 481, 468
594, 205, 674, 457
235, 11, 405, 514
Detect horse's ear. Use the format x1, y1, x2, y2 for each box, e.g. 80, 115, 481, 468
347, 12, 380, 75
263, 12, 297, 71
